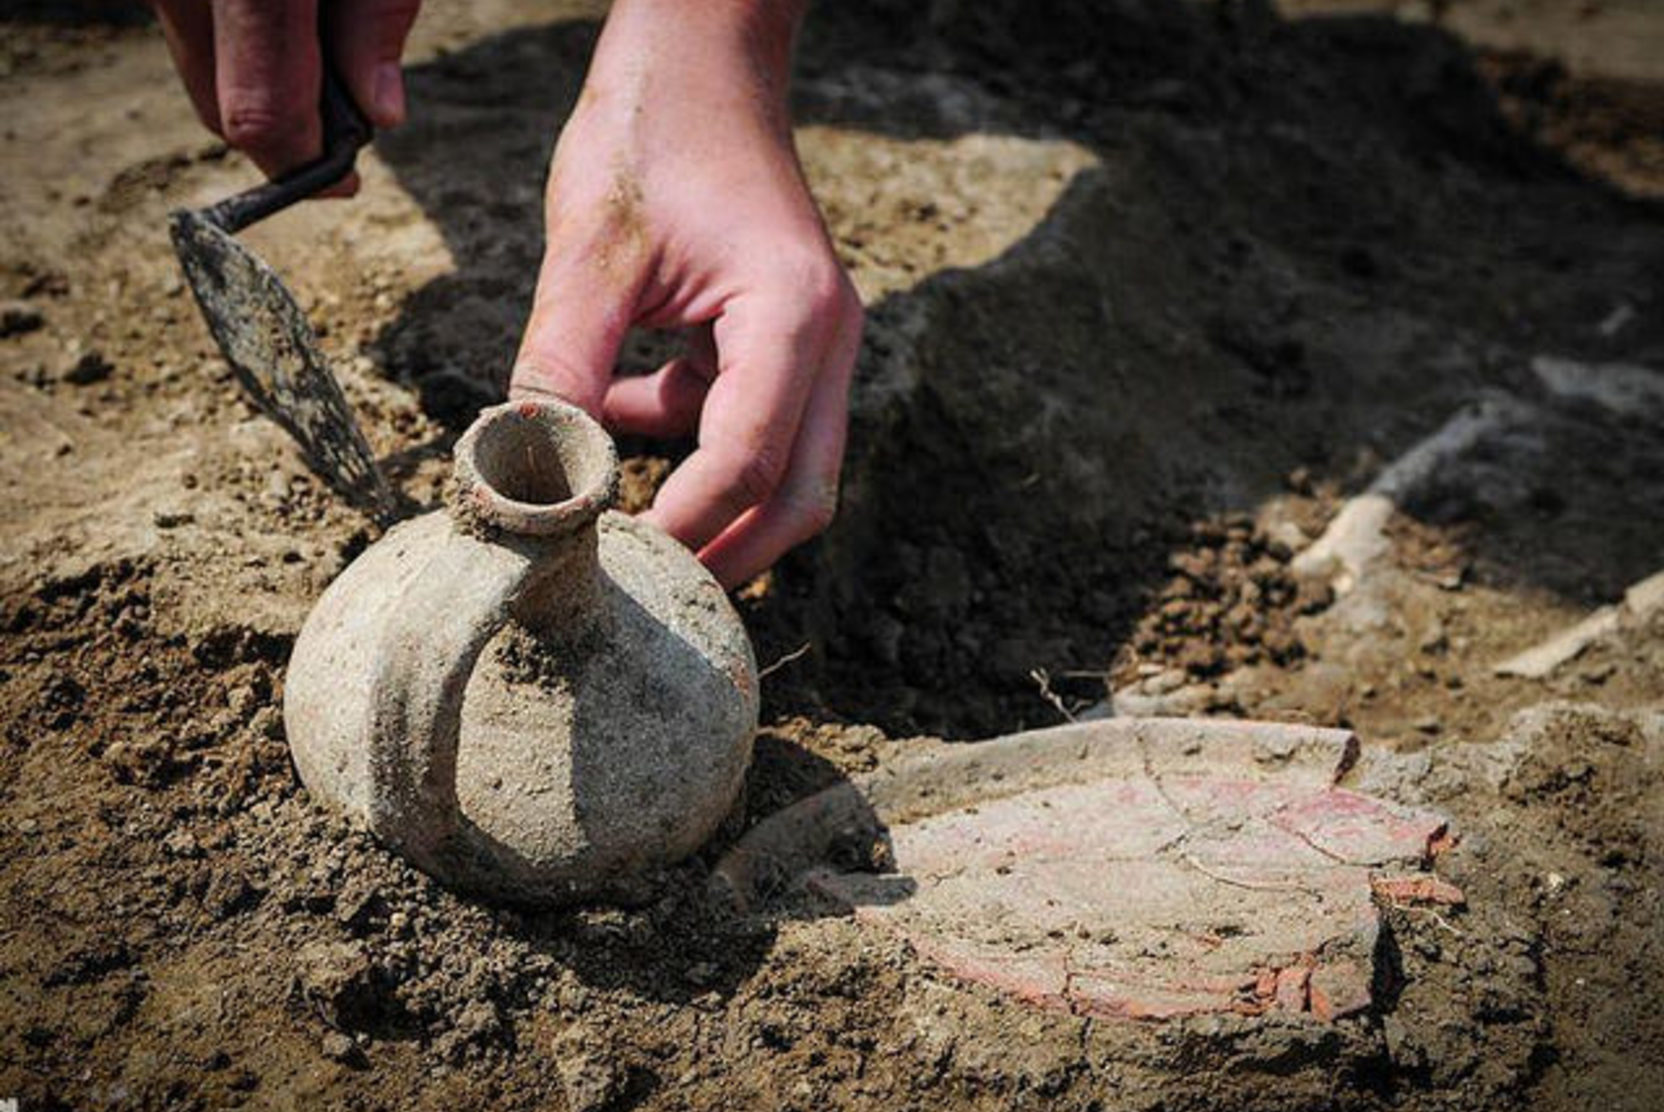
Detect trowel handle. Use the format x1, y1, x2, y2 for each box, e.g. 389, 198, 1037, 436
199, 62, 375, 235
318, 63, 375, 158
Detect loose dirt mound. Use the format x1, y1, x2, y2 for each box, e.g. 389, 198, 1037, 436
2, 1, 1662, 1109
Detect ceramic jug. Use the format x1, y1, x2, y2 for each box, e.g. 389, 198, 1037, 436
284, 398, 759, 905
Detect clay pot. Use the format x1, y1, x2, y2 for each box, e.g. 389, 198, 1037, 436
284, 399, 759, 905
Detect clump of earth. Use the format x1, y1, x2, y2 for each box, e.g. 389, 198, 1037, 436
2, 1, 1662, 1110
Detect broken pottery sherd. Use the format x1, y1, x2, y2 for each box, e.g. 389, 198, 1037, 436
285, 399, 758, 905
716, 718, 1457, 1023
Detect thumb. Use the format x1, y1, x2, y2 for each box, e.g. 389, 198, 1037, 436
511, 248, 639, 418
326, 0, 422, 128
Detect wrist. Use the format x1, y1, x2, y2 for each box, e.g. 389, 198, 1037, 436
591, 0, 805, 117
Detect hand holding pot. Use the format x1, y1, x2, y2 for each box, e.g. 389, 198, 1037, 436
512, 0, 863, 589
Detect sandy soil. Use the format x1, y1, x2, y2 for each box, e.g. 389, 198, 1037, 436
1, 1, 1661, 1109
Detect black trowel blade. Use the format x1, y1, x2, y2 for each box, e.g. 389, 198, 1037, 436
170, 209, 393, 520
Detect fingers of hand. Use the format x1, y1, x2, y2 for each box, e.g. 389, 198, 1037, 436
326, 0, 421, 128
212, 0, 324, 177
644, 268, 861, 578
602, 329, 717, 439
151, 0, 221, 133
695, 286, 861, 588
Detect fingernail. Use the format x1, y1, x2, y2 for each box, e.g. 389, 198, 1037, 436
372, 62, 406, 127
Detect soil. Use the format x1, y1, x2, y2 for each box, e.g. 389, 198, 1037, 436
2, 1, 1662, 1110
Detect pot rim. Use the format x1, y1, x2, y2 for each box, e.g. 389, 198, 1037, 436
451, 396, 619, 537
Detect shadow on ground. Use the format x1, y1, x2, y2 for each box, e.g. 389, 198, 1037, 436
369, 0, 1664, 738
507, 734, 872, 1005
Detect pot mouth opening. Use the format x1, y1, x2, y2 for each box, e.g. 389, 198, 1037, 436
452, 398, 618, 536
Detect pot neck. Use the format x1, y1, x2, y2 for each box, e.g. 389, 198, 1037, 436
507, 521, 608, 644
447, 398, 620, 643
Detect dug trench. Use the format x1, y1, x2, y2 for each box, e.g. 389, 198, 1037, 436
2, 1, 1662, 1110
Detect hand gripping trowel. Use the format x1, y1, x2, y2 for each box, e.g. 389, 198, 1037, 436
169, 64, 394, 522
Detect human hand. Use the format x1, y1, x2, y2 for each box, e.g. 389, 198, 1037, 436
511, 0, 862, 589
149, 0, 420, 188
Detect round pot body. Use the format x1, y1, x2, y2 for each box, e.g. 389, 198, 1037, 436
284, 400, 758, 905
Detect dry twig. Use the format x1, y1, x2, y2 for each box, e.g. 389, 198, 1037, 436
760, 641, 813, 679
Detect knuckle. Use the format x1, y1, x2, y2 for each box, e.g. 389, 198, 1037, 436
776, 474, 840, 543
775, 251, 848, 316
794, 486, 839, 536
219, 96, 305, 150
723, 444, 789, 509
510, 353, 601, 414
804, 265, 851, 318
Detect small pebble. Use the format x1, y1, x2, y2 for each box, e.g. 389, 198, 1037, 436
320, 1031, 357, 1063
1265, 520, 1309, 555
64, 350, 113, 385
162, 830, 202, 858
0, 299, 44, 337
1580, 661, 1616, 685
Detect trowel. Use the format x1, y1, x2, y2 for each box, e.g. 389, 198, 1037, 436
170, 65, 394, 522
